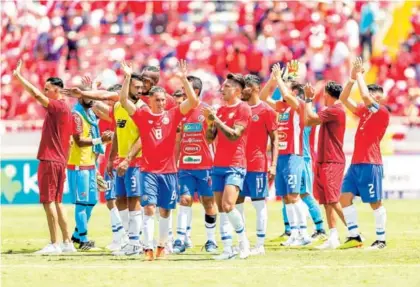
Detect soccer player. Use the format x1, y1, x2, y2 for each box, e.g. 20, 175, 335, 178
120, 59, 199, 261
303, 81, 347, 249
339, 57, 390, 249
203, 73, 252, 260
173, 89, 187, 106
261, 64, 312, 246
13, 60, 76, 254
173, 75, 218, 254
235, 74, 278, 255
67, 96, 112, 250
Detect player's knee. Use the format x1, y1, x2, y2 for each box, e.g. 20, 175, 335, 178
222, 201, 234, 213
370, 201, 382, 210
106, 199, 116, 210
202, 197, 215, 212
159, 208, 170, 218
236, 196, 245, 204
340, 193, 353, 207
144, 205, 155, 216
116, 196, 128, 210
127, 196, 141, 211
180, 196, 192, 207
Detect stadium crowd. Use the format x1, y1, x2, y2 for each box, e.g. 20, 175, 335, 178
2, 1, 419, 123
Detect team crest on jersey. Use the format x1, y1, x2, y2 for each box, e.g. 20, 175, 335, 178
228, 112, 235, 119
278, 112, 290, 122
148, 120, 153, 124
198, 115, 205, 122
162, 117, 169, 125
252, 114, 259, 122
183, 123, 202, 132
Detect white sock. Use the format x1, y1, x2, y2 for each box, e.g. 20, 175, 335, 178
186, 206, 192, 238
329, 228, 338, 240
252, 200, 267, 246
205, 214, 217, 242
343, 204, 360, 237
285, 203, 298, 238
219, 212, 233, 251
168, 211, 173, 242
374, 206, 386, 241
236, 203, 245, 226
159, 215, 170, 247
128, 210, 142, 246
226, 208, 247, 243
155, 207, 160, 221
294, 200, 309, 239
119, 209, 129, 232
110, 207, 124, 242
143, 215, 154, 250
176, 206, 189, 243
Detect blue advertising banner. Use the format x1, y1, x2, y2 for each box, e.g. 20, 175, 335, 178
1, 159, 73, 204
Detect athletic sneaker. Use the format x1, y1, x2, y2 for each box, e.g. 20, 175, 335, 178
173, 239, 186, 254
71, 235, 80, 244
367, 240, 386, 250
213, 247, 236, 260
61, 242, 77, 253
79, 240, 98, 251
185, 236, 193, 249
281, 235, 298, 247
290, 237, 312, 247
238, 240, 250, 259
316, 237, 340, 250
106, 240, 123, 252
204, 240, 218, 253
113, 244, 142, 256
34, 243, 62, 255
339, 235, 363, 249
269, 231, 291, 243
164, 240, 174, 255
250, 245, 265, 256
311, 230, 327, 241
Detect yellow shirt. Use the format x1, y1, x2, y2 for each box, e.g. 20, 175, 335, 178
113, 102, 142, 159
68, 111, 96, 167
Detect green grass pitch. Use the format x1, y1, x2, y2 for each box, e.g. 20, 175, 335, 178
2, 200, 420, 287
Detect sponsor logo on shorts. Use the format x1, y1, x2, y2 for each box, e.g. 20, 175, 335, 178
252, 114, 259, 121
183, 144, 201, 155
278, 132, 287, 141
183, 123, 202, 132
278, 112, 289, 122
279, 142, 288, 150
182, 155, 202, 164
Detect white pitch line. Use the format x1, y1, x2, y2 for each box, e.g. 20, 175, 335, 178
2, 264, 420, 270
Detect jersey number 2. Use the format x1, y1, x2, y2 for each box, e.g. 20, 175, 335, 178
368, 183, 374, 198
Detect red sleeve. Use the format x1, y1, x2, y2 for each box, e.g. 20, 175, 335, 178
275, 100, 287, 111
131, 106, 147, 126
234, 104, 251, 127
165, 94, 177, 110
265, 106, 278, 132
72, 113, 83, 135
354, 104, 367, 118
47, 99, 66, 114
318, 106, 340, 123
170, 106, 184, 127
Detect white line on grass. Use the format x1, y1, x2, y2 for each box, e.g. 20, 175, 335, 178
3, 264, 420, 270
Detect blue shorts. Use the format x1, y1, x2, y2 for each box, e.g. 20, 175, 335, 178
275, 154, 303, 196
141, 172, 178, 210
115, 167, 141, 198
300, 158, 313, 195
67, 169, 98, 204
342, 164, 384, 203
104, 170, 116, 201
240, 171, 268, 199
212, 167, 246, 192
179, 169, 213, 197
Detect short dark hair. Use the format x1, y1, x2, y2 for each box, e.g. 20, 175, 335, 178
290, 82, 304, 98
324, 81, 343, 99
46, 77, 64, 88
131, 73, 142, 82
244, 74, 261, 87
186, 75, 203, 96
172, 89, 185, 98
142, 65, 160, 73
107, 84, 122, 92
149, 86, 166, 96
367, 84, 383, 94
226, 73, 245, 89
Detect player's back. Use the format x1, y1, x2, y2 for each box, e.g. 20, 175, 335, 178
353, 105, 390, 164
179, 102, 213, 169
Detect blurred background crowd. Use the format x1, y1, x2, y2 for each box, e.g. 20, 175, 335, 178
1, 0, 419, 128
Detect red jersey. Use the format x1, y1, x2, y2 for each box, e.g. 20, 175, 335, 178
179, 102, 213, 170
317, 103, 346, 164
131, 106, 183, 173
246, 101, 278, 172
352, 104, 390, 164
37, 99, 72, 164
275, 100, 305, 155
140, 94, 177, 111
213, 101, 251, 168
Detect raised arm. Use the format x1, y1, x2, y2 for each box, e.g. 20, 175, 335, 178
72, 114, 113, 147
92, 101, 112, 122
339, 58, 360, 114
177, 60, 199, 115
13, 60, 49, 108
354, 57, 376, 108
268, 130, 279, 181
120, 61, 137, 116
272, 63, 300, 111
303, 83, 322, 126
259, 74, 277, 110
62, 87, 119, 102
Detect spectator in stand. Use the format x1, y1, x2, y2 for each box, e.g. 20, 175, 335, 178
359, 2, 377, 60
